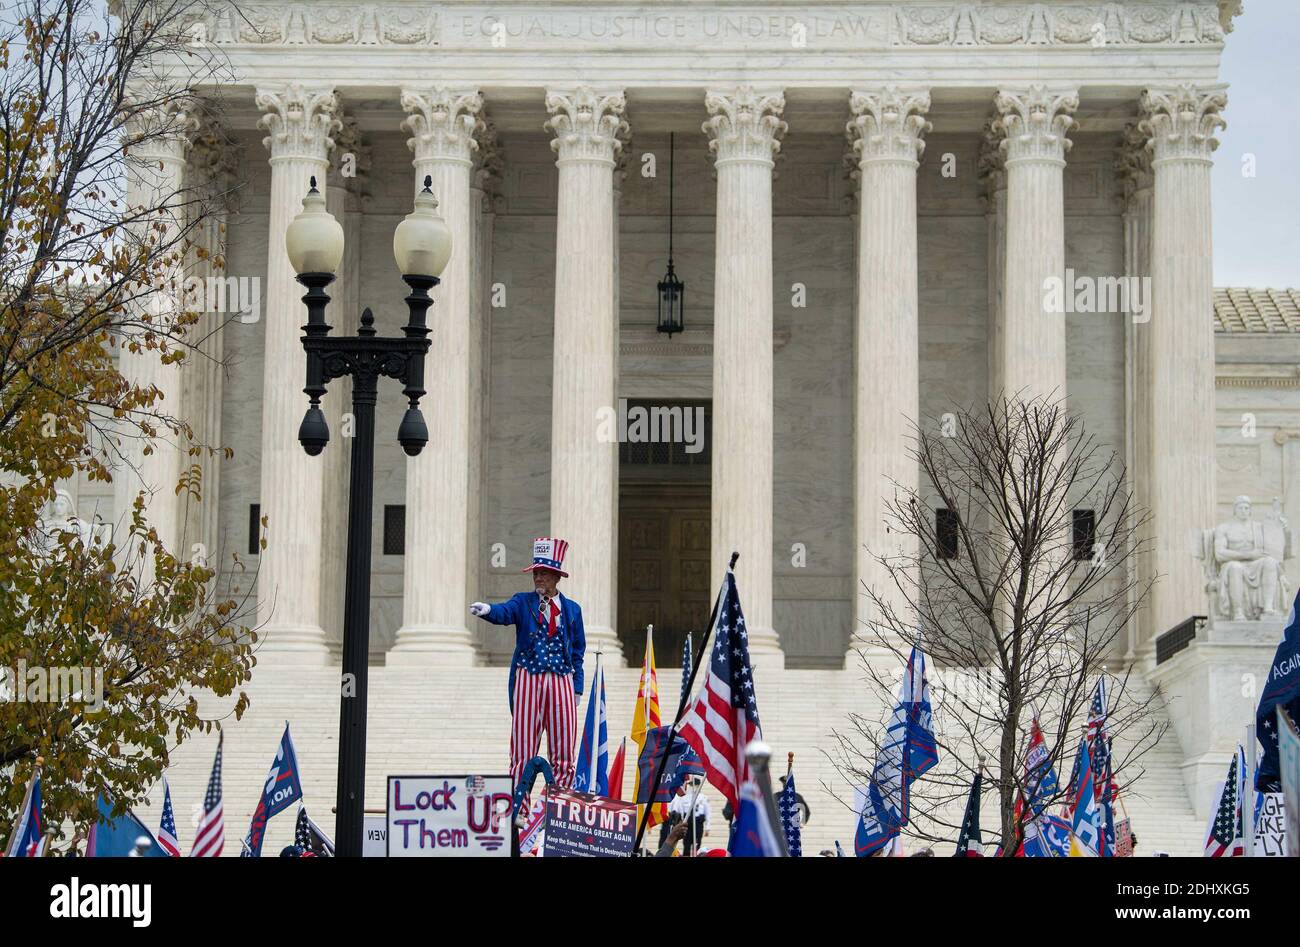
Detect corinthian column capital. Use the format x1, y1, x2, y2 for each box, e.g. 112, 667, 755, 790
703, 87, 786, 166
992, 86, 1079, 164
846, 86, 931, 166
1115, 121, 1155, 207
401, 87, 485, 165
978, 118, 1008, 197
256, 83, 340, 161
1138, 84, 1228, 164
545, 86, 627, 164
124, 99, 200, 165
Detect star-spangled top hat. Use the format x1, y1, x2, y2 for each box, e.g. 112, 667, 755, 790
523, 537, 569, 577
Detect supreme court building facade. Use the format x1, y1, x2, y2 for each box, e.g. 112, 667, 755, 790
96, 1, 1300, 831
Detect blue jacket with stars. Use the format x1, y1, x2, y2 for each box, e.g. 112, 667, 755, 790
480, 592, 585, 711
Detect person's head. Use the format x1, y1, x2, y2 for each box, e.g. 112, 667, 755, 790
1234, 496, 1252, 521
911, 847, 934, 857
532, 567, 561, 597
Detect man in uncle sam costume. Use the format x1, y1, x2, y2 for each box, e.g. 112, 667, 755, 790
470, 538, 586, 803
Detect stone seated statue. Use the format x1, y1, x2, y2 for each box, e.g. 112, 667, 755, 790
1197, 496, 1292, 622
35, 488, 111, 555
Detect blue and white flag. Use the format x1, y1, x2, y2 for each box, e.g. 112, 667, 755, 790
1069, 737, 1101, 857
241, 722, 303, 857
732, 779, 783, 857
855, 641, 938, 856
778, 770, 802, 857
574, 658, 609, 796
1256, 588, 1300, 791
1023, 814, 1071, 858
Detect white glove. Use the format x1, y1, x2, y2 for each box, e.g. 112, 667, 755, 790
469, 602, 489, 618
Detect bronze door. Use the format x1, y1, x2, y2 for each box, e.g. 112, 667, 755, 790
618, 484, 711, 676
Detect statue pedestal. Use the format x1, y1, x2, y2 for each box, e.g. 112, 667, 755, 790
1148, 617, 1284, 821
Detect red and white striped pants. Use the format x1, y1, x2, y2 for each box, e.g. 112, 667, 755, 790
511, 668, 577, 806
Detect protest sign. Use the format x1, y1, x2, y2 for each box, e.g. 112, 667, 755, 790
1251, 791, 1288, 857
363, 815, 386, 858
541, 788, 636, 857
386, 775, 513, 857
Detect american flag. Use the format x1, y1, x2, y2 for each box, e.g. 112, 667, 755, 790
778, 771, 802, 857
679, 632, 693, 713
1204, 747, 1246, 858
157, 777, 180, 857
190, 734, 225, 857
1087, 677, 1109, 743
679, 569, 761, 811
294, 806, 335, 857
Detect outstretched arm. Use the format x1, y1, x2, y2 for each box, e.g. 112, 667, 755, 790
470, 597, 520, 626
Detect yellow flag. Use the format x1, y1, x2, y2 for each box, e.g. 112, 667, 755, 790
631, 628, 660, 749
630, 628, 668, 830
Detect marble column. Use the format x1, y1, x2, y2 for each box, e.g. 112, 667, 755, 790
1138, 84, 1228, 645
117, 103, 195, 580
254, 84, 339, 662
1117, 122, 1155, 657
545, 86, 627, 664
180, 112, 239, 573
389, 87, 484, 665
703, 87, 786, 666
319, 113, 367, 655
991, 86, 1078, 405
610, 128, 630, 650
846, 87, 930, 654
467, 121, 501, 661
979, 120, 1008, 403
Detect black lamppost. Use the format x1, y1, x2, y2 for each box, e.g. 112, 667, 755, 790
284, 174, 452, 857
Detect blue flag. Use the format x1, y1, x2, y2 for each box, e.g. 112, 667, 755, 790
636, 726, 698, 804
731, 779, 783, 857
1069, 738, 1101, 856
241, 722, 303, 857
1023, 814, 1071, 858
5, 768, 43, 857
855, 642, 937, 856
574, 661, 609, 796
87, 794, 169, 857
1256, 588, 1300, 791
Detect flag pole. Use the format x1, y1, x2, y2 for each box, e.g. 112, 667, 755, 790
748, 740, 790, 857
685, 774, 706, 857
589, 650, 602, 793
633, 550, 738, 853
1245, 727, 1257, 857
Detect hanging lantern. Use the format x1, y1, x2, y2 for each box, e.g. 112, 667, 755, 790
656, 132, 685, 337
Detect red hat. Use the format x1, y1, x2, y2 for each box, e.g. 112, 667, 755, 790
522, 537, 569, 578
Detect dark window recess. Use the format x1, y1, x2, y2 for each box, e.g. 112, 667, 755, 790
248, 503, 260, 555
936, 508, 960, 560
1073, 509, 1097, 562
384, 505, 406, 556
617, 400, 712, 466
